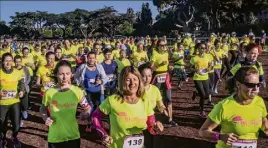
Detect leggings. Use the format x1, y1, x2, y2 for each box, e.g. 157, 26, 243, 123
20, 92, 29, 111
48, 138, 80, 148
194, 80, 209, 112
221, 57, 231, 78
214, 69, 221, 90
229, 50, 238, 66
0, 103, 21, 139
155, 82, 172, 105
208, 72, 214, 94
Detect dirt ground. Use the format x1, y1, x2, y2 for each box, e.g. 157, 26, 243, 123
4, 53, 268, 148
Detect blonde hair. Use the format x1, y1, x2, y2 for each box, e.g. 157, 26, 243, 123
117, 66, 145, 100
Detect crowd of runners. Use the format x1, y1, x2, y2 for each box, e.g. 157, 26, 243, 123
0, 31, 268, 148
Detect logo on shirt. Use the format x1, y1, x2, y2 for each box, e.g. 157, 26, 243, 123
232, 116, 262, 127
51, 100, 77, 109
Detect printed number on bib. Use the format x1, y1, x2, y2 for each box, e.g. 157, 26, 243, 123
107, 74, 116, 82
89, 79, 95, 83
199, 69, 208, 75
231, 140, 257, 148
123, 134, 144, 148
1, 90, 17, 99
157, 74, 167, 83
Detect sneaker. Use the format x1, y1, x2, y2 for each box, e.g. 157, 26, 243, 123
166, 120, 178, 127
208, 101, 214, 106
0, 139, 7, 148
214, 88, 218, 94
11, 137, 21, 148
199, 111, 207, 119
192, 91, 196, 101
85, 124, 92, 133
22, 111, 28, 119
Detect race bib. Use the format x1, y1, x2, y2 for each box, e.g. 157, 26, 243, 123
215, 60, 222, 65
232, 140, 257, 148
63, 55, 72, 60
89, 79, 96, 83
44, 82, 55, 90
199, 69, 208, 75
107, 74, 116, 82
123, 134, 144, 148
157, 74, 167, 83
1, 90, 17, 99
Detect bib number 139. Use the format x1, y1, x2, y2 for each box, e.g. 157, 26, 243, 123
123, 135, 144, 148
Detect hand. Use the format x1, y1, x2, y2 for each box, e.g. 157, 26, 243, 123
153, 121, 164, 133
0, 90, 7, 97
102, 135, 113, 147
220, 133, 239, 146
45, 117, 54, 127
79, 112, 90, 121
96, 79, 102, 85
18, 91, 24, 98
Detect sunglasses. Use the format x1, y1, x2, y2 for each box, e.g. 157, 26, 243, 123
243, 82, 261, 88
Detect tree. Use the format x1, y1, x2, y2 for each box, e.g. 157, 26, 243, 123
0, 21, 10, 36
134, 3, 153, 35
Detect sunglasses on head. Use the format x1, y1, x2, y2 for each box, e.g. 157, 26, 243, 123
242, 82, 261, 88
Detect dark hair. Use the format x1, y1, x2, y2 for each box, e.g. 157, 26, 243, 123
22, 47, 29, 53
53, 60, 72, 82
138, 62, 152, 74
1, 53, 13, 68
214, 39, 220, 46
41, 45, 47, 50
45, 51, 55, 59
103, 48, 112, 55
14, 55, 22, 62
245, 43, 259, 53
54, 47, 62, 52
234, 67, 259, 83
87, 51, 96, 58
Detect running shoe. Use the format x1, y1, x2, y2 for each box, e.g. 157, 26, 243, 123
192, 91, 196, 101
20, 120, 23, 128
22, 111, 28, 119
208, 101, 214, 106
11, 137, 21, 148
214, 87, 218, 94
199, 111, 207, 119
166, 120, 178, 127
0, 139, 7, 148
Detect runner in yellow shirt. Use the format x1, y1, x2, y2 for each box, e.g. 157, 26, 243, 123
190, 43, 213, 118
92, 66, 164, 148
36, 45, 47, 67
0, 53, 25, 148
40, 60, 91, 148
62, 40, 77, 72
112, 42, 121, 60
199, 67, 268, 148
115, 50, 131, 74
21, 47, 35, 77
131, 43, 149, 67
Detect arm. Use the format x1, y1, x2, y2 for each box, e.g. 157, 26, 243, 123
199, 118, 220, 141
98, 64, 108, 85
262, 116, 268, 135
40, 104, 49, 122
36, 77, 41, 86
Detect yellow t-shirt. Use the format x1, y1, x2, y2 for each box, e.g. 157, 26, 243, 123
183, 38, 193, 49
213, 50, 225, 69
62, 46, 77, 67
172, 51, 185, 69
37, 54, 47, 67
115, 58, 131, 74
190, 55, 210, 80
230, 37, 239, 44
32, 50, 41, 62
150, 50, 169, 72
99, 94, 154, 148
0, 69, 23, 105
231, 62, 264, 76
205, 53, 214, 73
0, 48, 10, 58
221, 44, 230, 57
36, 65, 55, 91
144, 84, 162, 110
112, 49, 120, 60
131, 51, 148, 67
209, 95, 267, 148
96, 53, 105, 64
22, 55, 34, 76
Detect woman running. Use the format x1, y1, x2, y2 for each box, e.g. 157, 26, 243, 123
115, 50, 131, 75
150, 39, 177, 127
131, 43, 149, 67
199, 67, 268, 148
40, 60, 91, 148
0, 53, 25, 148
92, 66, 164, 148
190, 43, 212, 118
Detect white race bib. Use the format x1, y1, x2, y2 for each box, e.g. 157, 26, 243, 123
138, 61, 145, 67
89, 79, 95, 83
199, 69, 208, 75
1, 90, 17, 99
215, 60, 222, 65
107, 74, 116, 82
44, 82, 55, 90
157, 74, 167, 83
232, 140, 257, 148
123, 134, 144, 148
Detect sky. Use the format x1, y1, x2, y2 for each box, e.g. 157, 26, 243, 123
0, 1, 159, 23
